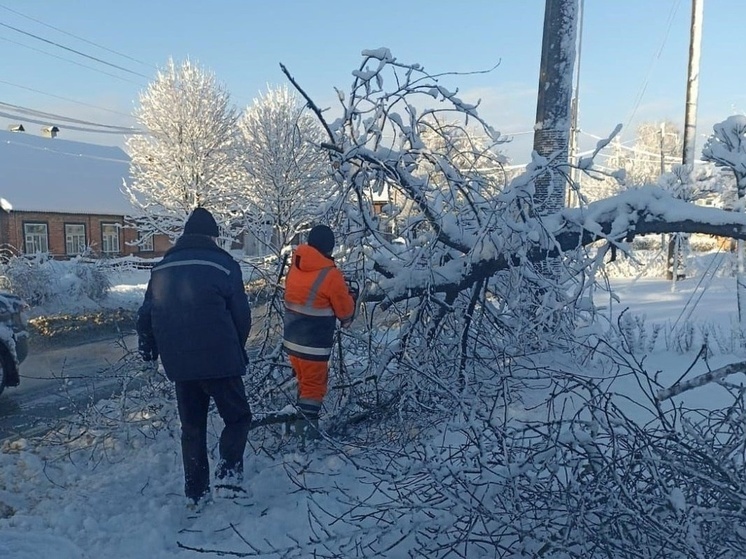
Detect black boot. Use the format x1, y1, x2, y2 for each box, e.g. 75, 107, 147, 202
294, 417, 321, 442
292, 399, 322, 445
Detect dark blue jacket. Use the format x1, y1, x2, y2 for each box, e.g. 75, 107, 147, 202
136, 234, 251, 382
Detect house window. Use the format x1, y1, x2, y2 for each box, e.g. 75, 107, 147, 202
101, 223, 120, 255
65, 224, 87, 255
24, 223, 49, 254
138, 232, 154, 252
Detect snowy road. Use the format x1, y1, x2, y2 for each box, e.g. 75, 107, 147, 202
0, 334, 138, 441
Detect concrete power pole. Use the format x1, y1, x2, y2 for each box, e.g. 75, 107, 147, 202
682, 0, 704, 168
667, 0, 704, 281
532, 0, 580, 216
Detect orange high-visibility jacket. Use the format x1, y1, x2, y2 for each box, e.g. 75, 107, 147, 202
283, 244, 355, 361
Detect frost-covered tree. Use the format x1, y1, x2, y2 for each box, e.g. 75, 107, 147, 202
374, 121, 508, 240
703, 114, 746, 328
124, 58, 244, 243
238, 85, 333, 257
276, 50, 746, 358
621, 120, 683, 186
614, 121, 687, 279
238, 49, 746, 557
702, 115, 746, 198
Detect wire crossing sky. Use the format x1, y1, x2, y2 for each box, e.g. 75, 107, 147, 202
0, 0, 744, 163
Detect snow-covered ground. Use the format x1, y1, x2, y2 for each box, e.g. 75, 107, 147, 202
0, 261, 742, 558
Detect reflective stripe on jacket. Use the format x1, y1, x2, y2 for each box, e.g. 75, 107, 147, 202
283, 244, 355, 361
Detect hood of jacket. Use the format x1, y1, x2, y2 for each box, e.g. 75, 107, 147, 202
292, 244, 334, 273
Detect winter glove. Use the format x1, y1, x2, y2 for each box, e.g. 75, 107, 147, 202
138, 336, 158, 362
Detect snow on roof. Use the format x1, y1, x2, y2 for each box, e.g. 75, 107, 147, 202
0, 129, 133, 215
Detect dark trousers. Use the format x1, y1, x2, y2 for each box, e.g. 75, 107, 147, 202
175, 376, 252, 501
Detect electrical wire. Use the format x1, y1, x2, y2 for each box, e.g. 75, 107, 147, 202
0, 21, 151, 80
0, 110, 140, 135
0, 79, 135, 119
0, 2, 155, 70
623, 0, 682, 132
0, 101, 141, 132
0, 137, 130, 163
670, 245, 727, 330
0, 4, 151, 134
0, 34, 146, 86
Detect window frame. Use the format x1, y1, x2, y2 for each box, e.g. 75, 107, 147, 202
23, 222, 49, 255
138, 231, 154, 253
100, 222, 120, 255
64, 223, 87, 256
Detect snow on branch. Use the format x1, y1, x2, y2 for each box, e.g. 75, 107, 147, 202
282, 49, 746, 311
657, 361, 746, 402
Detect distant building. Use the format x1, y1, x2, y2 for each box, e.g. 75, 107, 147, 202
0, 128, 170, 259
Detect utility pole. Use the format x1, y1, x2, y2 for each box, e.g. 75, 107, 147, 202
682, 0, 704, 168
532, 0, 579, 216
659, 122, 667, 176
667, 0, 704, 281
567, 0, 585, 209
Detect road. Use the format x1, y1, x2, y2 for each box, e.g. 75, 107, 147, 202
0, 334, 138, 442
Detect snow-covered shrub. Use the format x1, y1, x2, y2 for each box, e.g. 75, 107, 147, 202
616, 311, 661, 353
689, 233, 722, 252
0, 254, 111, 309
631, 235, 661, 251
65, 257, 111, 302
0, 253, 59, 306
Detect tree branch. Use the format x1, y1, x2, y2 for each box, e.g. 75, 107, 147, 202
280, 63, 336, 145
657, 361, 746, 401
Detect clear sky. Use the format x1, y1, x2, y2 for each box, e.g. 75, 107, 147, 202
0, 0, 743, 164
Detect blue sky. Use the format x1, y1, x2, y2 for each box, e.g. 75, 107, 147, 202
0, 0, 744, 164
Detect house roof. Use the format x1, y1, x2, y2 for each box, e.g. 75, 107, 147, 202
0, 129, 133, 215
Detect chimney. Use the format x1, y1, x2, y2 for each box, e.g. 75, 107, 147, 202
7, 124, 24, 132
41, 125, 59, 138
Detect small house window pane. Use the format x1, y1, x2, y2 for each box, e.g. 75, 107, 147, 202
101, 223, 120, 254
139, 233, 154, 252
65, 224, 86, 255
24, 223, 48, 254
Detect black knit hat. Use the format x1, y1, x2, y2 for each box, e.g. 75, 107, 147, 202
307, 224, 335, 256
184, 207, 219, 237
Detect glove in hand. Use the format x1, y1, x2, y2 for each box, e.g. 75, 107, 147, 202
138, 337, 158, 362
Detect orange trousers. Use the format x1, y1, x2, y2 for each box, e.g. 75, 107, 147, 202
289, 355, 329, 402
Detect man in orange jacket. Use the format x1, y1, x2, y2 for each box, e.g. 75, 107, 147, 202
283, 224, 356, 441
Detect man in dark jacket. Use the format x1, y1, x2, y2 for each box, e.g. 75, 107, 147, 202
137, 207, 252, 509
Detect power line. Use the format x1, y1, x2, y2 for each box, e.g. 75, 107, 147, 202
0, 137, 130, 163
0, 34, 146, 86
0, 111, 140, 135
0, 101, 141, 132
0, 79, 135, 119
0, 20, 151, 80
0, 2, 155, 70
623, 0, 682, 132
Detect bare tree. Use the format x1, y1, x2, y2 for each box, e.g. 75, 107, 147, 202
124, 58, 244, 244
